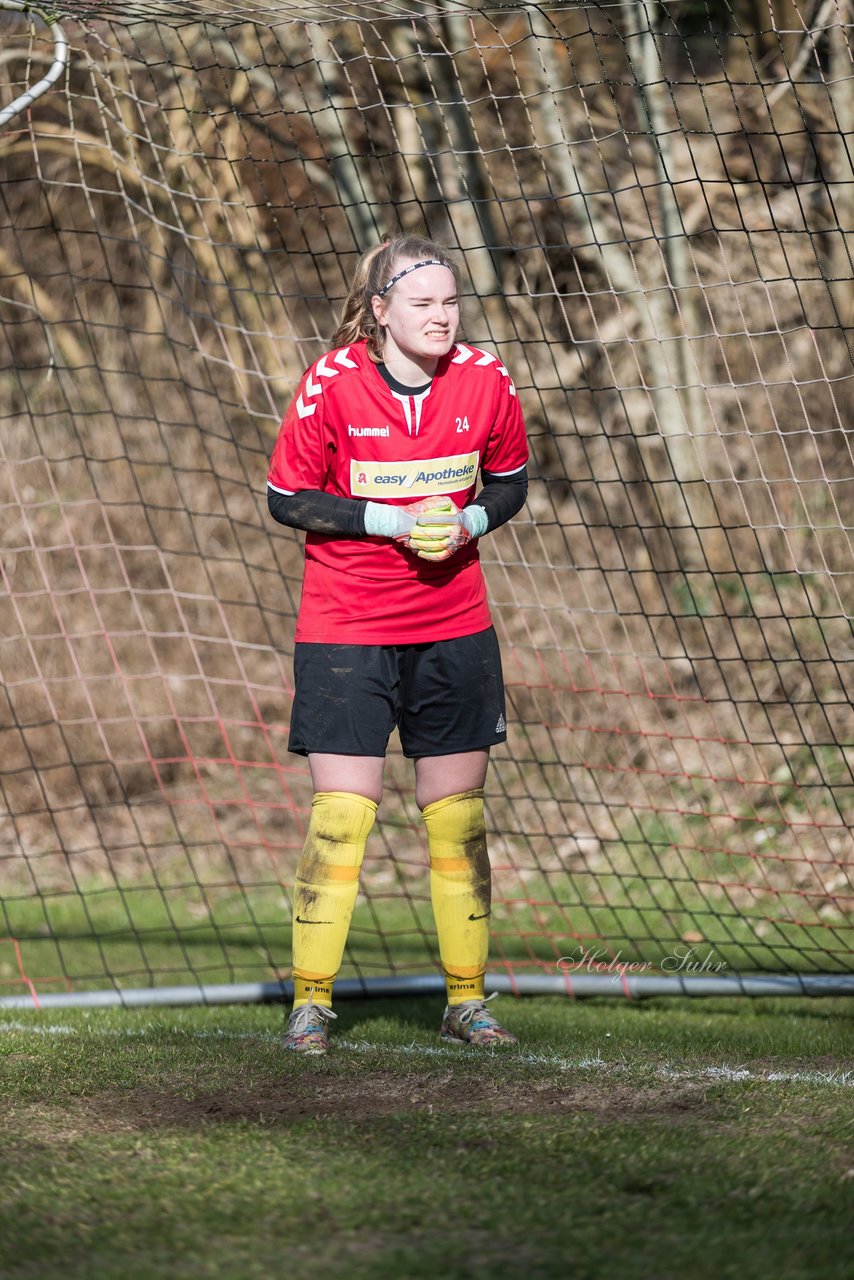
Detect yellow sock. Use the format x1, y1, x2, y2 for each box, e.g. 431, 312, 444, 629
292, 791, 377, 1010
422, 789, 490, 1006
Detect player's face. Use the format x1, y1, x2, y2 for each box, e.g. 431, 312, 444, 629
372, 263, 460, 371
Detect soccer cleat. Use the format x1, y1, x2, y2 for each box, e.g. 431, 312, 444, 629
282, 994, 337, 1055
440, 993, 518, 1047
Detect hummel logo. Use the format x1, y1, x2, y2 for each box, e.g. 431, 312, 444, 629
295, 915, 333, 925
348, 424, 390, 437
468, 911, 491, 921
495, 714, 506, 733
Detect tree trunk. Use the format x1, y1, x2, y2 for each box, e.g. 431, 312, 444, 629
828, 1, 854, 334
304, 23, 382, 252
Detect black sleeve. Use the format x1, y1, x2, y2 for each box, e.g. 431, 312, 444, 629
268, 486, 368, 537
476, 466, 528, 532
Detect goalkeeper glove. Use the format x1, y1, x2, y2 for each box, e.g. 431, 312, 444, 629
407, 502, 488, 562
364, 496, 459, 540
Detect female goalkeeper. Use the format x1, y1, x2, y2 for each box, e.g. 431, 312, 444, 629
267, 233, 528, 1053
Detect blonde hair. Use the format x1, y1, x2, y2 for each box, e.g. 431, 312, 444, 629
331, 234, 461, 360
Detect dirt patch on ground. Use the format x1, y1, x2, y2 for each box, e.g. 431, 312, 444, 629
8, 1070, 720, 1137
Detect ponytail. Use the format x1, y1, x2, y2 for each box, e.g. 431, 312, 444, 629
331, 233, 460, 360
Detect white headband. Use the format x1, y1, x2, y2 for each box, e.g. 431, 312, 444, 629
377, 259, 446, 298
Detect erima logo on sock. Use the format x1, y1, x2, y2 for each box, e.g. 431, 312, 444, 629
495, 714, 506, 733
468, 911, 491, 921
296, 915, 333, 925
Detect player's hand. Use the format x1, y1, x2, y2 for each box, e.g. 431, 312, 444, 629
408, 501, 476, 562
389, 496, 459, 545
364, 495, 452, 540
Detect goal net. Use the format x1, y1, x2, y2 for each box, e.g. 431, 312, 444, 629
2, 0, 852, 1006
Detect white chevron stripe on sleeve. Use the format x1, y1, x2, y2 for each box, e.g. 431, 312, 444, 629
334, 347, 357, 368
451, 344, 474, 363
497, 365, 517, 394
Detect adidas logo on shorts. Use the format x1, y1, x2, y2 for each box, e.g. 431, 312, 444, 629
495, 713, 506, 733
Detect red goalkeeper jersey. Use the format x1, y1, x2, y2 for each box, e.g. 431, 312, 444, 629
268, 340, 528, 644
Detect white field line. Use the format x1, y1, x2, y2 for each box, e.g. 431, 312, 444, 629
2, 1021, 852, 1087
338, 1040, 854, 1088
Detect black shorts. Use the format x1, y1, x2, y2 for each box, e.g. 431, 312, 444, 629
289, 627, 507, 758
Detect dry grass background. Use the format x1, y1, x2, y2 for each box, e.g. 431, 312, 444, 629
1, 2, 852, 983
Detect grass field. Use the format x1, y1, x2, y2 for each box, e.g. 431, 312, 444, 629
2, 994, 852, 1280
